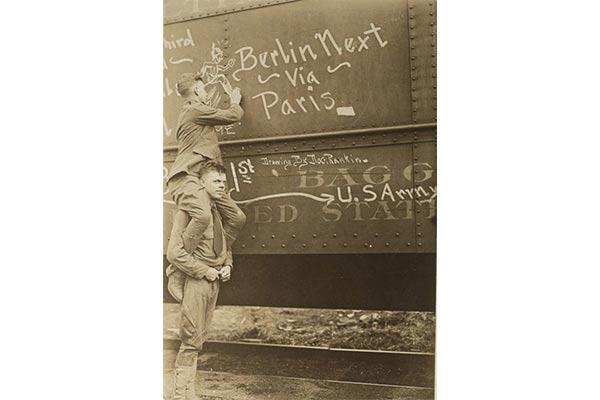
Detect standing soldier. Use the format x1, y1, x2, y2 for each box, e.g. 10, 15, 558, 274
165, 71, 246, 399
166, 162, 235, 399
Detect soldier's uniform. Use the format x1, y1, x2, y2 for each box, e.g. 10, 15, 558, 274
167, 75, 246, 257
166, 206, 229, 400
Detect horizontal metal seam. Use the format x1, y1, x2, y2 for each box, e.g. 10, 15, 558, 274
163, 123, 437, 151
164, 0, 301, 25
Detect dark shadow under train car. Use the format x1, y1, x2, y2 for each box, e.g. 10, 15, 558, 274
164, 253, 436, 311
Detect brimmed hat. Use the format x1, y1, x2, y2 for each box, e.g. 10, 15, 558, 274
166, 264, 185, 302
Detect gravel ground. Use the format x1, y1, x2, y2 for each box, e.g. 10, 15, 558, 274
163, 366, 434, 399
164, 305, 435, 353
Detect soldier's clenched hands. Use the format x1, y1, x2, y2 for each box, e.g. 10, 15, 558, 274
205, 267, 220, 281
220, 265, 232, 282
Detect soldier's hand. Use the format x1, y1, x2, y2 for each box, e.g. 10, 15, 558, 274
220, 265, 232, 282
230, 87, 242, 105
205, 268, 220, 281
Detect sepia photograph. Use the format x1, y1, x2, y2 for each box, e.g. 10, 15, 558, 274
4, 1, 600, 400
5, 0, 600, 399
163, 0, 436, 399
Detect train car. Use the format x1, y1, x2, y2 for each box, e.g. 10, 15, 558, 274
163, 0, 436, 312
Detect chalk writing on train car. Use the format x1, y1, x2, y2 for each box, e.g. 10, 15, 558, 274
163, 183, 437, 221
330, 184, 436, 203
232, 23, 388, 80
163, 21, 392, 125
215, 122, 240, 136
169, 56, 194, 65
250, 90, 337, 120
163, 28, 196, 50
327, 62, 351, 73
235, 192, 334, 205
228, 22, 389, 120
234, 183, 435, 206
163, 28, 198, 101
229, 159, 257, 191
240, 187, 437, 223
319, 185, 437, 222
282, 67, 321, 87
164, 77, 175, 98
201, 42, 236, 98
258, 73, 280, 84
258, 153, 369, 170
230, 161, 436, 222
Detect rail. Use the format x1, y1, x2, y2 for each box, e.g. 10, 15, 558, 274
164, 338, 435, 388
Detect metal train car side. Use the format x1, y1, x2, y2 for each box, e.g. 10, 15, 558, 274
163, 0, 437, 311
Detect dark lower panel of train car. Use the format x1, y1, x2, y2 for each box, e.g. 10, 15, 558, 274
163, 253, 435, 311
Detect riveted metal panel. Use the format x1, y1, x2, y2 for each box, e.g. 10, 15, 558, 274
164, 0, 300, 24
413, 140, 436, 252
163, 0, 418, 147
163, 0, 437, 257
163, 126, 437, 163
166, 124, 435, 159
407, 0, 436, 123
164, 141, 439, 254
219, 126, 435, 156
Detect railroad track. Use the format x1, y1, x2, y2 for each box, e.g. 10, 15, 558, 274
164, 338, 435, 389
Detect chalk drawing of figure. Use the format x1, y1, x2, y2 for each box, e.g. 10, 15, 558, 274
200, 43, 237, 106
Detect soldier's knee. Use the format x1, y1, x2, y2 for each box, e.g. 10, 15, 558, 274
185, 214, 211, 236
176, 344, 199, 366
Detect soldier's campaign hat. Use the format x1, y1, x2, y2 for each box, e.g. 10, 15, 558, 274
166, 264, 185, 302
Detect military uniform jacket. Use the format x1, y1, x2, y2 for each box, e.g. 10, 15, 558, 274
167, 99, 244, 181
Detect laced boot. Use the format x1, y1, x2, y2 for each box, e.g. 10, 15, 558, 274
172, 345, 199, 400
172, 365, 197, 400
